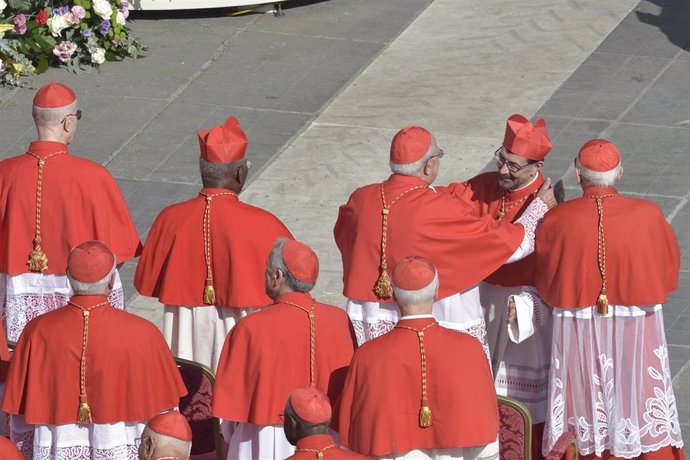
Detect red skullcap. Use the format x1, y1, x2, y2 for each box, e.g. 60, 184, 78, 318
289, 387, 332, 424
390, 126, 433, 165
197, 116, 248, 163
282, 240, 319, 284
502, 114, 552, 161
392, 256, 436, 290
67, 241, 115, 283
33, 82, 76, 108
147, 411, 192, 442
578, 139, 621, 172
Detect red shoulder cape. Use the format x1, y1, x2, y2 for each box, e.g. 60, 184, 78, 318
134, 188, 293, 307
1, 295, 187, 424
337, 318, 498, 456
0, 141, 141, 274
287, 434, 370, 459
535, 187, 680, 307
445, 172, 543, 287
334, 175, 525, 300
212, 292, 357, 425
0, 435, 22, 460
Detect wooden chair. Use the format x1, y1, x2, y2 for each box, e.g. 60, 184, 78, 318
175, 357, 224, 460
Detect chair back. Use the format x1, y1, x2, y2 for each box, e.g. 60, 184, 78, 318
498, 395, 532, 460
175, 358, 224, 460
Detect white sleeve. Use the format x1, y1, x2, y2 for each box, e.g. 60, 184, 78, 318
505, 197, 549, 263
507, 289, 552, 343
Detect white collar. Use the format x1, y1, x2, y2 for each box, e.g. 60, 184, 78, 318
400, 314, 435, 319
508, 172, 539, 192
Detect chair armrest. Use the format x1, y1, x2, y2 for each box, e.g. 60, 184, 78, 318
545, 432, 577, 460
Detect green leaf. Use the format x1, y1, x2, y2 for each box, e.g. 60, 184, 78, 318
35, 54, 49, 74
8, 0, 34, 12
33, 34, 55, 52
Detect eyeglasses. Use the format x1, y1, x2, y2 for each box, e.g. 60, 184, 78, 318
62, 110, 82, 124
494, 147, 533, 173
429, 148, 444, 160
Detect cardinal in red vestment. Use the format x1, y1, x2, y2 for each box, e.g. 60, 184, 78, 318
337, 256, 499, 459
134, 115, 293, 371
334, 125, 555, 353
2, 241, 186, 458
139, 411, 193, 460
0, 82, 141, 342
442, 114, 555, 458
213, 239, 357, 459
284, 387, 370, 460
509, 140, 684, 460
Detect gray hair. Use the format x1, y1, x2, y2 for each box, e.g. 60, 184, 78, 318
393, 271, 439, 308
576, 158, 622, 188
32, 101, 77, 127
389, 139, 437, 176
199, 157, 246, 180
141, 426, 192, 458
269, 238, 315, 293
68, 265, 116, 295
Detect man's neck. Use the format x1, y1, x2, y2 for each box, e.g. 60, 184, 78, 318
506, 172, 539, 193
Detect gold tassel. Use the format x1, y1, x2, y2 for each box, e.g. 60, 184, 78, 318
374, 269, 393, 299
419, 405, 432, 428
78, 396, 92, 424
597, 293, 608, 316
203, 282, 216, 305
27, 246, 48, 273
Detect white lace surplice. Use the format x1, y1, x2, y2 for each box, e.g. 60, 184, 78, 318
0, 272, 125, 342
511, 293, 684, 457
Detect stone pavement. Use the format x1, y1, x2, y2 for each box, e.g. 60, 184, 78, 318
1, 0, 688, 451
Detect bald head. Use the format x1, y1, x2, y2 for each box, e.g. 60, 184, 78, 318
137, 425, 191, 460
32, 101, 79, 144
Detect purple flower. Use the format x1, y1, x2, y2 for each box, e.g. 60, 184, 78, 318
81, 28, 93, 37
119, 0, 130, 18
99, 20, 111, 36
13, 14, 27, 35
52, 6, 69, 15
53, 41, 77, 63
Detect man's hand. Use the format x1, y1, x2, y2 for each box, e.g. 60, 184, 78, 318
507, 297, 517, 326
537, 177, 557, 209
553, 179, 566, 204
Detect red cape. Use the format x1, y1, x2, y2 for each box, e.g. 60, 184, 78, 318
0, 321, 9, 383
334, 174, 525, 300
212, 292, 357, 425
444, 172, 543, 287
0, 435, 22, 460
337, 318, 498, 456
0, 141, 141, 274
287, 434, 370, 459
135, 188, 293, 307
1, 295, 187, 424
535, 187, 680, 307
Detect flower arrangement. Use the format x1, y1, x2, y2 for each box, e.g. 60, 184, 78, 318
0, 0, 144, 86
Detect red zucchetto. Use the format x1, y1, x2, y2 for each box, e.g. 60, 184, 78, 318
289, 387, 332, 424
282, 240, 319, 284
577, 139, 621, 172
392, 256, 436, 291
148, 411, 193, 442
66, 241, 115, 283
390, 126, 433, 165
197, 116, 248, 163
502, 114, 552, 161
33, 82, 76, 108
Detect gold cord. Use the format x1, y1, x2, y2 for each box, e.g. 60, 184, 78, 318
584, 193, 617, 315
199, 191, 236, 305
296, 444, 336, 460
25, 150, 67, 272
395, 321, 437, 427
495, 191, 532, 221
279, 299, 317, 386
375, 184, 426, 299
68, 300, 110, 424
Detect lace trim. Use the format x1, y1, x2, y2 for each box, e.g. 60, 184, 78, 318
35, 444, 140, 460
514, 197, 548, 255
3, 288, 124, 342
12, 428, 34, 458
548, 346, 683, 457
351, 319, 397, 346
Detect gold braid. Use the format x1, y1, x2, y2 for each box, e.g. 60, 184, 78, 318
584, 193, 617, 315
68, 300, 110, 424
395, 321, 437, 427
374, 184, 426, 299
25, 150, 66, 272
495, 192, 532, 221
279, 299, 317, 386
199, 191, 236, 305
296, 444, 336, 460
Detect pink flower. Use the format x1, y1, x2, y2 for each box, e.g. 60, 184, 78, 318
68, 13, 80, 25
71, 5, 86, 19
14, 14, 27, 35
53, 41, 77, 63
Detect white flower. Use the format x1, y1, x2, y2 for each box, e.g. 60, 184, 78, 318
93, 0, 114, 20
47, 14, 71, 37
53, 41, 78, 63
72, 5, 87, 19
0, 59, 6, 74
115, 11, 125, 25
91, 47, 106, 64
0, 0, 6, 14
